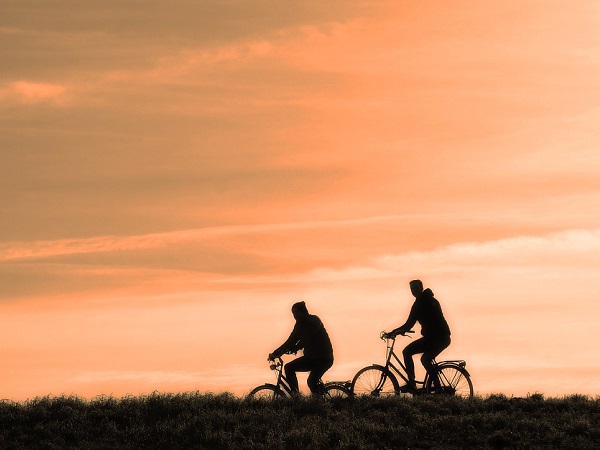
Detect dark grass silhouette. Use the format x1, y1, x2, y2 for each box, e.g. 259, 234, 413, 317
0, 392, 598, 449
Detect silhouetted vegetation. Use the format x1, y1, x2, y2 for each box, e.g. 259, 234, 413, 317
0, 392, 598, 449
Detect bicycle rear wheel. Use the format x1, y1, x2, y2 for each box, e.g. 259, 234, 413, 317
352, 365, 399, 397
425, 364, 473, 399
248, 384, 285, 399
322, 383, 352, 399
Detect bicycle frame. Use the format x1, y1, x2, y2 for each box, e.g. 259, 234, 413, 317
352, 331, 473, 398
382, 333, 470, 390
264, 356, 348, 396
268, 357, 295, 396
381, 334, 427, 386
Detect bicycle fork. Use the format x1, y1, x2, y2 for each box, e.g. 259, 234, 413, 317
372, 372, 389, 396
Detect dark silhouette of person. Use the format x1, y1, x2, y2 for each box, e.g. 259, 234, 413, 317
269, 301, 334, 395
385, 279, 451, 392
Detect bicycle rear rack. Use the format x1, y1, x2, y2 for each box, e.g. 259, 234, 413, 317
441, 360, 467, 368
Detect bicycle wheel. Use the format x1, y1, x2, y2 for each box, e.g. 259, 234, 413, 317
322, 383, 352, 399
425, 364, 473, 399
352, 365, 399, 397
248, 384, 285, 399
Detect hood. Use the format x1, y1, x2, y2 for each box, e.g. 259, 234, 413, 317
420, 288, 434, 298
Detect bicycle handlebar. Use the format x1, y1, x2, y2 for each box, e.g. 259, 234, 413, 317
267, 350, 297, 367
380, 330, 415, 340
268, 357, 282, 371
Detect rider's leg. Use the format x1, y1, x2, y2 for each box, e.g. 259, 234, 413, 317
284, 356, 311, 393
421, 335, 451, 388
306, 357, 334, 394
402, 338, 429, 389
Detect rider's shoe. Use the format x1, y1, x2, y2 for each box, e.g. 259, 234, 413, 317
399, 383, 417, 394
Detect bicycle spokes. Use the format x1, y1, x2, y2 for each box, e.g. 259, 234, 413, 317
352, 366, 399, 397
427, 365, 473, 398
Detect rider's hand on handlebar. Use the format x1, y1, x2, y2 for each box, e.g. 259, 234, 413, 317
382, 329, 413, 339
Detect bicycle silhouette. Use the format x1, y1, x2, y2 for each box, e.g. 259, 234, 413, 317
351, 331, 474, 398
249, 354, 352, 399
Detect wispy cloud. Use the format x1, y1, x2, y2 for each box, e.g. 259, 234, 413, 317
3, 81, 68, 104
0, 215, 427, 261
4, 221, 599, 285
296, 228, 600, 283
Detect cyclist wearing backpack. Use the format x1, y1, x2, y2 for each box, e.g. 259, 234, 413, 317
385, 279, 451, 393
269, 301, 334, 395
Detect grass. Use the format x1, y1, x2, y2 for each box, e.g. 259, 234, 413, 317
0, 392, 598, 449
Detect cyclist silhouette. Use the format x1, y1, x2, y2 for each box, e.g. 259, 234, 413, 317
385, 279, 451, 393
269, 301, 334, 395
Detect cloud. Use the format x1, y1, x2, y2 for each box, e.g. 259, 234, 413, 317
300, 228, 600, 283
4, 81, 67, 104
0, 215, 422, 262
4, 221, 599, 284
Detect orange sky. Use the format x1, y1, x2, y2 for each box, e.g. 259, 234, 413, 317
1, 1, 599, 400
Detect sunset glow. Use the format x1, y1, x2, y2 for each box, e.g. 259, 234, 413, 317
1, 1, 599, 401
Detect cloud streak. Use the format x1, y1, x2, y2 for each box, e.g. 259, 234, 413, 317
3, 81, 67, 104
0, 215, 427, 261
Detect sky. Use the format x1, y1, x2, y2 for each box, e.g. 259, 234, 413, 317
1, 0, 599, 401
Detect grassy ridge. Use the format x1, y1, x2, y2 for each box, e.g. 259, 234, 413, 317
0, 392, 598, 449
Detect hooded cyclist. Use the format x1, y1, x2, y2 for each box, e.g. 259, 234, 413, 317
269, 301, 334, 395
385, 279, 451, 393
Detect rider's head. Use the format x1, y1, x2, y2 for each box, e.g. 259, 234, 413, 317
409, 279, 424, 298
291, 301, 309, 320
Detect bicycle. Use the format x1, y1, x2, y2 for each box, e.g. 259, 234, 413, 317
351, 331, 474, 398
248, 354, 352, 399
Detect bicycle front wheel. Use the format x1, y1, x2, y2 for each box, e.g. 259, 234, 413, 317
248, 384, 285, 399
322, 383, 352, 399
425, 364, 473, 399
352, 365, 399, 397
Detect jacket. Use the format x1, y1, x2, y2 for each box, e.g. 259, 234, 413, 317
398, 288, 451, 338
273, 314, 334, 360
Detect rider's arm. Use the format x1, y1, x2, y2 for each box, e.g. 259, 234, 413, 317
390, 301, 418, 336
271, 323, 302, 358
